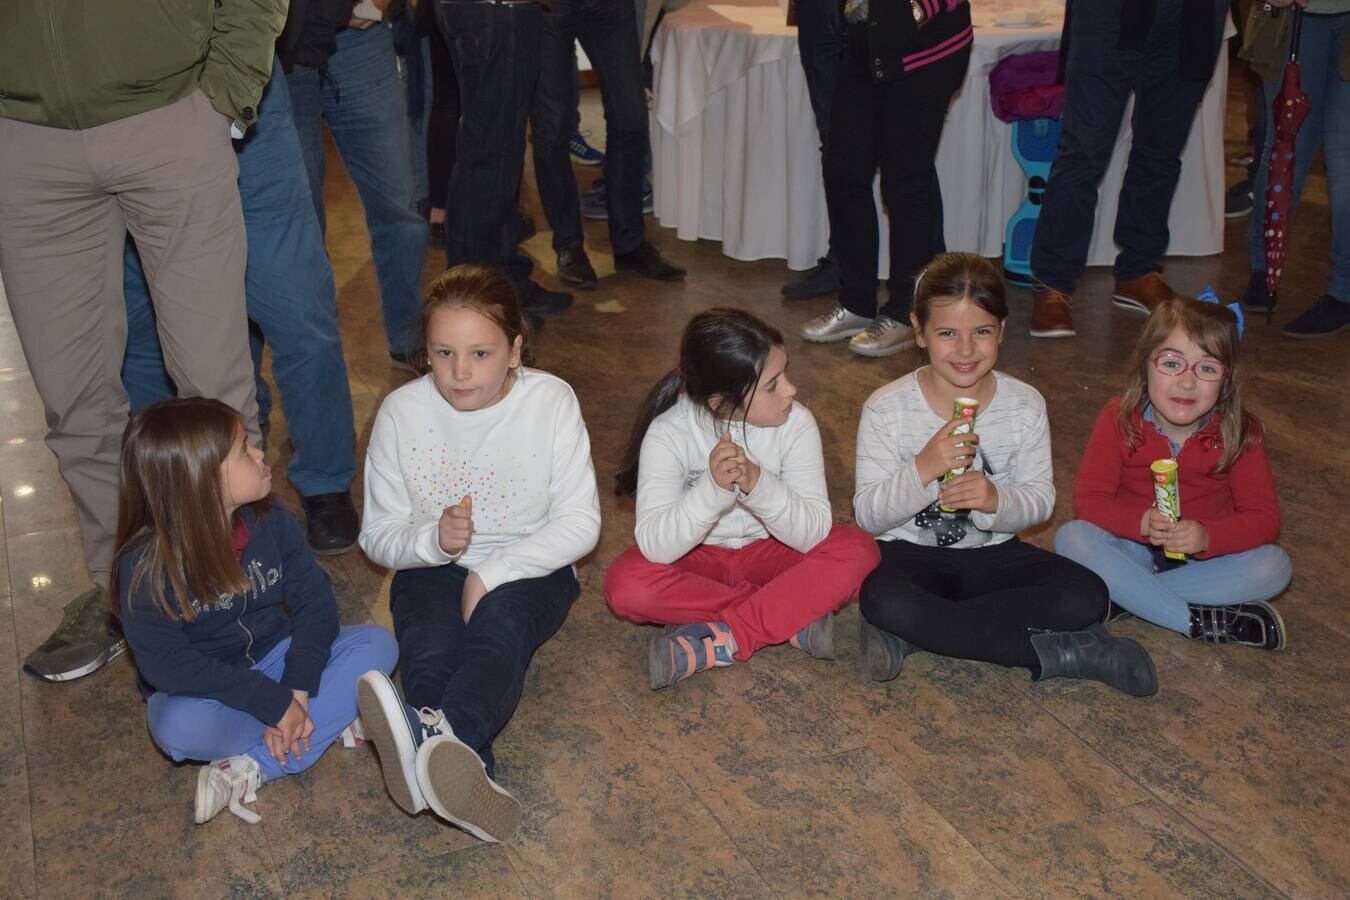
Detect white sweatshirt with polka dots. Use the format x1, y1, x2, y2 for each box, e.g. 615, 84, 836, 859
359, 370, 601, 592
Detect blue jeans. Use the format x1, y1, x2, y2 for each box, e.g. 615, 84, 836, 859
122, 59, 357, 497
390, 563, 578, 761
1030, 0, 1227, 292
146, 625, 398, 781
531, 0, 649, 254
437, 0, 542, 293
1054, 520, 1292, 634
1247, 11, 1350, 303
287, 24, 427, 356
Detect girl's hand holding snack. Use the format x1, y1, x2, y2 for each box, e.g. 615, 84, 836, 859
439, 495, 473, 555
916, 419, 981, 485
1164, 519, 1208, 556
938, 469, 998, 514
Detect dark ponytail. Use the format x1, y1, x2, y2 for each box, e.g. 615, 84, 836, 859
614, 308, 782, 495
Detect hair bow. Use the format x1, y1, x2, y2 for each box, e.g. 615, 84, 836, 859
1197, 285, 1244, 339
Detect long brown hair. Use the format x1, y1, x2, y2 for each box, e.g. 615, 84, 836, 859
418, 264, 534, 367
114, 398, 259, 621
1116, 296, 1260, 472
615, 308, 783, 496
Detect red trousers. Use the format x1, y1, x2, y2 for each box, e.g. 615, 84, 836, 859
604, 525, 881, 660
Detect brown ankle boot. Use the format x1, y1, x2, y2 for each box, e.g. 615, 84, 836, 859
1030, 283, 1075, 338
1112, 272, 1175, 314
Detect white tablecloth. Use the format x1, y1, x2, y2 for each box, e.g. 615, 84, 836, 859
651, 0, 1230, 272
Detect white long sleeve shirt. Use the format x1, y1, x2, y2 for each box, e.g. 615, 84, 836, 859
359, 370, 601, 592
853, 370, 1054, 548
634, 395, 833, 564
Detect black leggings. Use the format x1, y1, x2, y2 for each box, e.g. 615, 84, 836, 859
859, 538, 1108, 670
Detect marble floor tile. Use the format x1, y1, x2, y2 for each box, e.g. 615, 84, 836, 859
685, 747, 1021, 898
291, 845, 527, 900
0, 442, 80, 537
979, 801, 1278, 899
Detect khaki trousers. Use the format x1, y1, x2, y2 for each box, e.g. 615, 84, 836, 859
0, 90, 259, 583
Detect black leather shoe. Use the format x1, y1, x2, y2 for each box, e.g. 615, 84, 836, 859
781, 255, 841, 299
1189, 601, 1286, 650
301, 491, 360, 556
614, 242, 686, 281
1031, 624, 1158, 697
521, 281, 573, 314
556, 245, 598, 289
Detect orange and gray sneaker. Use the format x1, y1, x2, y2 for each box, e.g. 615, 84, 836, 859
1112, 272, 1176, 314
1030, 282, 1076, 338
648, 621, 737, 690
788, 613, 836, 659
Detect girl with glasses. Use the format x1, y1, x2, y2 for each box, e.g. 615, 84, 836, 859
1056, 297, 1292, 651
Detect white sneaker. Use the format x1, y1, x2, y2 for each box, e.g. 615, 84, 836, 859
194, 755, 265, 825
848, 316, 916, 357
357, 670, 449, 815
339, 718, 366, 748
416, 733, 522, 843
800, 304, 870, 343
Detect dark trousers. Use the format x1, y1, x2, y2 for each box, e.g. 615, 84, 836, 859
390, 563, 578, 757
437, 0, 542, 292
426, 21, 460, 213
859, 538, 1108, 670
824, 34, 969, 321
795, 0, 844, 260
531, 0, 649, 254
1029, 0, 1226, 292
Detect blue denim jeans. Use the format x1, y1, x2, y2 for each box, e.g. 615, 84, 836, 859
286, 23, 427, 356
122, 58, 357, 497
146, 625, 398, 780
1054, 520, 1292, 634
1030, 0, 1227, 292
390, 563, 578, 761
437, 0, 542, 293
531, 0, 649, 254
1247, 11, 1350, 303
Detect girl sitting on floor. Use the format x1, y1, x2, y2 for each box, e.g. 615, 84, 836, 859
853, 252, 1156, 696
606, 308, 880, 689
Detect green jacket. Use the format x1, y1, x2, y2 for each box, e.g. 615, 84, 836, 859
1240, 4, 1350, 82
0, 0, 288, 132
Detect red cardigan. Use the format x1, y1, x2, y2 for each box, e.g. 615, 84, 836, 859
1071, 398, 1280, 559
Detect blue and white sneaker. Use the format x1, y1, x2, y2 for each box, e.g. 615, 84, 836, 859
569, 130, 605, 166
789, 613, 836, 660
648, 621, 737, 690
357, 670, 448, 814
416, 733, 522, 842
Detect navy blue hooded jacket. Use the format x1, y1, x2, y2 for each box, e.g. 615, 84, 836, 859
117, 504, 339, 726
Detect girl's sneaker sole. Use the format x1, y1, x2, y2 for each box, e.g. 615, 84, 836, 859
416, 735, 521, 843
1111, 295, 1151, 314
356, 672, 426, 815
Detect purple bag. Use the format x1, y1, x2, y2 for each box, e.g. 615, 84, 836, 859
988, 51, 1065, 123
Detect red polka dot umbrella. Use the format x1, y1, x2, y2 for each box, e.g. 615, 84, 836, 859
1263, 8, 1309, 319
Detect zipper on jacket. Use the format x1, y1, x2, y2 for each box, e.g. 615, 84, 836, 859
237, 566, 257, 664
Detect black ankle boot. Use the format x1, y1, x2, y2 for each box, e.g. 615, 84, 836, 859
1188, 602, 1286, 650
858, 617, 914, 683
1031, 624, 1158, 697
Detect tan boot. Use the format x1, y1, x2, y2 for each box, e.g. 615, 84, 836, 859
1112, 272, 1176, 314
1030, 283, 1075, 338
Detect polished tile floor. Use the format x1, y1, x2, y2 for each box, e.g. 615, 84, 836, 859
2, 68, 1347, 898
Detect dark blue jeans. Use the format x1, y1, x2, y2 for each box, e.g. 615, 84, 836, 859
287, 24, 428, 356
437, 0, 542, 293
121, 59, 357, 497
1030, 0, 1227, 292
531, 0, 649, 254
390, 563, 578, 762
